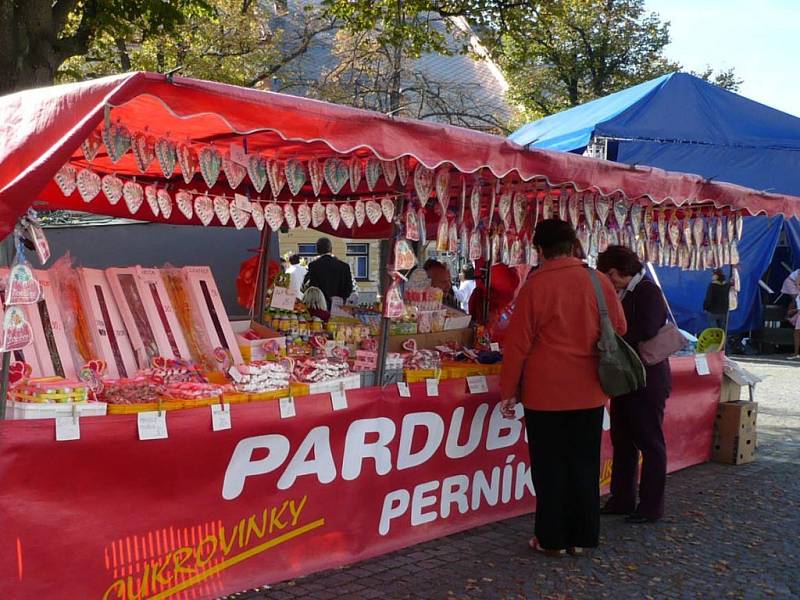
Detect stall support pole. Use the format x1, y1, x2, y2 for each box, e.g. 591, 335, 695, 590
376, 196, 406, 386
0, 233, 14, 420
253, 227, 273, 325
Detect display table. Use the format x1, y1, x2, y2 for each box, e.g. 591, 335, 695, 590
0, 353, 722, 599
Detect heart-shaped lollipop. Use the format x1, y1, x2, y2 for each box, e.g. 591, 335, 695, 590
381, 159, 397, 187
265, 203, 284, 231
250, 202, 265, 230
223, 156, 246, 189
195, 195, 214, 226
381, 197, 395, 222
323, 158, 349, 194
365, 158, 381, 191
177, 144, 197, 184
401, 338, 417, 353
349, 158, 363, 192
102, 175, 123, 206
247, 155, 268, 193
214, 196, 230, 225
308, 159, 324, 196
354, 199, 366, 227
199, 146, 223, 188
145, 185, 160, 217
326, 203, 341, 230
340, 203, 355, 229
311, 201, 326, 227
413, 164, 434, 205
366, 200, 382, 225
297, 202, 311, 229
284, 159, 306, 196
102, 122, 131, 163
176, 190, 193, 220
82, 130, 102, 162
268, 159, 286, 198
155, 138, 177, 179
229, 200, 250, 230
54, 165, 77, 197
76, 169, 101, 203
123, 180, 143, 214
132, 132, 155, 173
157, 189, 172, 219
283, 203, 297, 229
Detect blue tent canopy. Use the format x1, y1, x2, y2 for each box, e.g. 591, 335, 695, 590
510, 72, 800, 334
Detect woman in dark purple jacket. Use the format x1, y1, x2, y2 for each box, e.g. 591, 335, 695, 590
597, 246, 672, 523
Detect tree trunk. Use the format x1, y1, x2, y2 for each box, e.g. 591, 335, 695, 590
0, 0, 62, 95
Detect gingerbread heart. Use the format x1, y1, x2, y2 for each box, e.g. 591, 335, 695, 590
365, 158, 382, 191
5, 263, 41, 305
668, 212, 681, 247
323, 158, 349, 194
326, 203, 341, 230
513, 193, 526, 232
250, 202, 265, 230
413, 164, 434, 205
311, 200, 326, 227
82, 130, 102, 162
284, 159, 306, 196
297, 202, 311, 229
54, 165, 77, 196
223, 156, 246, 189
405, 207, 420, 241
435, 168, 450, 210
177, 144, 197, 184
176, 190, 193, 220
448, 220, 458, 253
247, 155, 268, 193
102, 122, 131, 163
0, 306, 33, 352
214, 196, 230, 225
498, 192, 512, 228
381, 197, 395, 222
145, 185, 160, 217
354, 200, 366, 227
199, 146, 222, 188
629, 204, 642, 236
76, 169, 101, 203
366, 200, 382, 225
229, 200, 250, 230
308, 159, 324, 196
339, 203, 355, 229
132, 132, 155, 173
396, 158, 408, 186
595, 195, 610, 227
583, 194, 595, 229
613, 199, 628, 229
470, 184, 481, 229
558, 188, 569, 222
265, 203, 284, 231
283, 203, 297, 229
644, 206, 654, 239
123, 180, 143, 214
155, 138, 177, 179
736, 213, 744, 241
102, 175, 123, 206
268, 159, 286, 198
349, 158, 363, 192
543, 195, 554, 221
418, 207, 427, 245
157, 189, 172, 219
195, 195, 214, 226
381, 159, 397, 187
568, 193, 581, 228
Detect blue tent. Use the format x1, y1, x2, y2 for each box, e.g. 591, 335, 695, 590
511, 72, 800, 334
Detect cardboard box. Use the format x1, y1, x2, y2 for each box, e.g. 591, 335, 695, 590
387, 327, 473, 352
231, 320, 286, 362
712, 431, 756, 465
720, 374, 742, 403
711, 401, 758, 465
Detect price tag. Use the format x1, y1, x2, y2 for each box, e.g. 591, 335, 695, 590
355, 350, 378, 370
55, 414, 80, 441
234, 193, 252, 213
270, 287, 297, 311
467, 375, 489, 394
211, 404, 232, 431
489, 342, 500, 352
228, 366, 245, 383
695, 354, 711, 376
426, 378, 439, 397
279, 397, 296, 418
138, 411, 168, 440
330, 390, 347, 411
397, 382, 411, 398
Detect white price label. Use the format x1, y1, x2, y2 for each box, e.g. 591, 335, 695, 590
55, 415, 80, 441
695, 354, 711, 376
426, 378, 439, 397
211, 404, 232, 431
330, 390, 348, 411
279, 397, 296, 418
397, 382, 411, 398
489, 342, 500, 352
138, 411, 168, 440
270, 286, 297, 311
467, 375, 489, 394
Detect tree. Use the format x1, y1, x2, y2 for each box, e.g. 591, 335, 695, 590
0, 0, 211, 94
691, 66, 742, 93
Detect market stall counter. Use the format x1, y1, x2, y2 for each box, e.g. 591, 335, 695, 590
0, 353, 722, 599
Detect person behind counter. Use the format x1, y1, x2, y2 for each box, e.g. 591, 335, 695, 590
500, 219, 626, 556
703, 268, 730, 330
304, 237, 353, 309
424, 259, 456, 307
597, 245, 672, 524
454, 264, 477, 312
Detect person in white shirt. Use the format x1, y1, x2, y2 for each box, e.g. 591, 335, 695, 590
285, 254, 308, 300
453, 264, 477, 312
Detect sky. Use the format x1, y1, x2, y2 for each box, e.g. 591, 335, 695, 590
645, 0, 800, 116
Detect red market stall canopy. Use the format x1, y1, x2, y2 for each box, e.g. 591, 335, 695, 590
1, 71, 799, 239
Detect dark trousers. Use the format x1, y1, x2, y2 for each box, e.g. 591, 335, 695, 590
608, 391, 667, 519
524, 406, 604, 550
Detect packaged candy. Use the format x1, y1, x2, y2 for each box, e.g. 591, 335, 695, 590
394, 239, 416, 271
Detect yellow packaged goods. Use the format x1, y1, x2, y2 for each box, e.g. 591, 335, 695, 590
10, 377, 89, 403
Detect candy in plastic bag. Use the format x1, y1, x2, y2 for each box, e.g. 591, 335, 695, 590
395, 239, 416, 271
384, 277, 405, 319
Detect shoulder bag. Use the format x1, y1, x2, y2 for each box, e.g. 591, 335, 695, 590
588, 269, 646, 397
637, 278, 688, 366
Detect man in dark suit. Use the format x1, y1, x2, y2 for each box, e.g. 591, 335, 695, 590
304, 237, 354, 309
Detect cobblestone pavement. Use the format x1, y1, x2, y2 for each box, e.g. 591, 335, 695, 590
229, 361, 799, 600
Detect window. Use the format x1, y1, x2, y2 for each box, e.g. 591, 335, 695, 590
297, 243, 317, 259
346, 243, 370, 281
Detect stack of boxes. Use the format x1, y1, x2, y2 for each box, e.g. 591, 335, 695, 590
711, 361, 760, 465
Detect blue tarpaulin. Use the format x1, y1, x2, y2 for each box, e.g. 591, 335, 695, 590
510, 72, 800, 333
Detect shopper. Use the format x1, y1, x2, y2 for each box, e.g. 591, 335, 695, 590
596, 245, 672, 524
304, 237, 353, 309
286, 254, 308, 300
500, 220, 626, 556
703, 268, 730, 330
454, 264, 477, 312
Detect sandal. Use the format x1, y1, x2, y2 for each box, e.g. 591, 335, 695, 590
528, 537, 566, 557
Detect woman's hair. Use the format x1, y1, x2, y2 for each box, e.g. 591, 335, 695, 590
461, 265, 476, 280
303, 286, 327, 311
532, 219, 577, 259
597, 245, 644, 276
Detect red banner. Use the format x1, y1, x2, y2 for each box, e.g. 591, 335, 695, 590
0, 354, 721, 599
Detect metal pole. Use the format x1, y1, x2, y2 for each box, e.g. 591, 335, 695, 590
253, 227, 273, 325
376, 195, 406, 386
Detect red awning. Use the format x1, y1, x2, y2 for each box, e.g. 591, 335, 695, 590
1, 71, 798, 239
